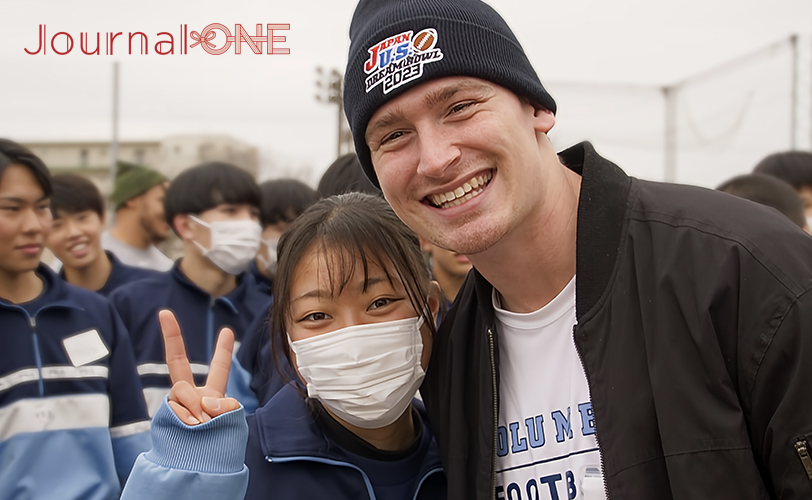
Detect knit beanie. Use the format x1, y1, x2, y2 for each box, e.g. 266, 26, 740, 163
344, 0, 557, 187
110, 161, 167, 209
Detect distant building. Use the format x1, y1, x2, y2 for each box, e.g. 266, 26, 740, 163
23, 134, 259, 195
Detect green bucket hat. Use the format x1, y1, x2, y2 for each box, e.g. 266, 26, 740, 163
110, 161, 167, 209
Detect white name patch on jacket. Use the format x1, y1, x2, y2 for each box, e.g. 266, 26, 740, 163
62, 329, 110, 367
493, 277, 606, 500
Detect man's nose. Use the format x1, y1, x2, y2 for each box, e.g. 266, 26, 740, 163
416, 128, 461, 179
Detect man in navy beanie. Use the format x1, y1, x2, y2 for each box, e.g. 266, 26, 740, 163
344, 1, 812, 499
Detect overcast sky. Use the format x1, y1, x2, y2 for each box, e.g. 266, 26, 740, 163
1, 0, 810, 186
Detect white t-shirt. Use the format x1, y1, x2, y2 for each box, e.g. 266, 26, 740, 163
493, 276, 606, 500
101, 231, 173, 272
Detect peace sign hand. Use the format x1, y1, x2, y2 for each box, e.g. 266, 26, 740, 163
159, 309, 241, 425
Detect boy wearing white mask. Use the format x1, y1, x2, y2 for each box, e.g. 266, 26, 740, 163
110, 162, 271, 416
229, 178, 321, 414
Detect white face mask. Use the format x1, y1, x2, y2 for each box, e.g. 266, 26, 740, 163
190, 215, 262, 275
258, 237, 280, 275
289, 314, 426, 429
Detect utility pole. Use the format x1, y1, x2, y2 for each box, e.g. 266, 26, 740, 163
663, 85, 677, 183
315, 67, 349, 157
110, 61, 120, 221
791, 34, 798, 150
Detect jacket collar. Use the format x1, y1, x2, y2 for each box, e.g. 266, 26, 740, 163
0, 263, 83, 312
254, 385, 441, 469
249, 260, 273, 295
470, 142, 631, 321
561, 141, 631, 320
169, 259, 257, 314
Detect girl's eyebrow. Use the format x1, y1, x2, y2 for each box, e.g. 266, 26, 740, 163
291, 276, 392, 303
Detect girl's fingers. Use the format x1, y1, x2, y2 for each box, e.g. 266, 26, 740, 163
168, 400, 201, 426
201, 396, 241, 418
169, 380, 210, 423
159, 310, 196, 387
205, 327, 235, 396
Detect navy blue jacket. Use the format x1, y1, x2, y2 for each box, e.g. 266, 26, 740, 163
248, 260, 272, 297
0, 264, 151, 499
230, 311, 298, 412
122, 384, 446, 500
60, 250, 160, 298
109, 260, 271, 415
245, 386, 446, 500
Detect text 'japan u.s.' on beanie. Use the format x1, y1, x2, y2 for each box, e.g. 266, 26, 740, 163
343, 0, 557, 188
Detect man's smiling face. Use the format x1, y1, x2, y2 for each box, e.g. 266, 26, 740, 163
366, 76, 555, 255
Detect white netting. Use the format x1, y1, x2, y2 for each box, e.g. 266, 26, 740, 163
545, 36, 810, 188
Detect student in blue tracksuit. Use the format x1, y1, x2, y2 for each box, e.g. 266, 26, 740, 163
47, 174, 160, 297
0, 139, 151, 500
122, 193, 447, 500
109, 162, 271, 416
233, 178, 321, 413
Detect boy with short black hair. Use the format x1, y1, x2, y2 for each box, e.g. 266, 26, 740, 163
47, 173, 160, 297
754, 150, 812, 222
110, 162, 271, 416
0, 139, 150, 499
251, 178, 320, 294
717, 172, 811, 233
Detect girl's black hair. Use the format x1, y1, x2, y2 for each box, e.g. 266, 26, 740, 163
164, 162, 261, 233
270, 192, 434, 384
0, 139, 52, 197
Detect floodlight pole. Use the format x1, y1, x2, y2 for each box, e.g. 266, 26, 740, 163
315, 67, 346, 158
111, 61, 120, 190
791, 34, 798, 150
663, 85, 677, 183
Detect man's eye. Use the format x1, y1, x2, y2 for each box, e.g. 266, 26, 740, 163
381, 131, 404, 145
450, 101, 474, 114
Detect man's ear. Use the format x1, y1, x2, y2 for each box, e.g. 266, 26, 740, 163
122, 194, 142, 211
173, 214, 194, 241
532, 105, 555, 134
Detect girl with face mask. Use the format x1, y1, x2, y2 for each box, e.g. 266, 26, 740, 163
122, 193, 447, 500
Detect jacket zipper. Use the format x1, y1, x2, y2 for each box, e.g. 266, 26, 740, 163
266, 455, 377, 499
30, 316, 45, 396
488, 327, 498, 500
572, 324, 611, 499
795, 438, 812, 480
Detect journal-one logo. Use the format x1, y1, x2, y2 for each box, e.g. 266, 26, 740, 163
24, 24, 291, 56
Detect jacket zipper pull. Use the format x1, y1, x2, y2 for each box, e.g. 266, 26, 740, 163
795, 438, 812, 480
29, 316, 36, 330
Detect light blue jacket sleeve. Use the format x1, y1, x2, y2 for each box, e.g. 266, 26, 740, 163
121, 401, 249, 500
226, 354, 260, 415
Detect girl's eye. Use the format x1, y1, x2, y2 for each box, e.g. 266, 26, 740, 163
303, 312, 330, 322
369, 297, 394, 310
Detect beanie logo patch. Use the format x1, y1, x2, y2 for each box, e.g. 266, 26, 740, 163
363, 28, 443, 95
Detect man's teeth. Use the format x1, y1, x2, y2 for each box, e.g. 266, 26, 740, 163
430, 172, 492, 208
